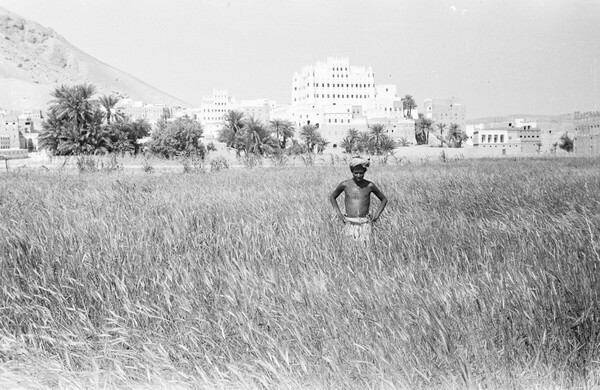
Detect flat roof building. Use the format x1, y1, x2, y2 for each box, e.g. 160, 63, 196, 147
574, 111, 600, 156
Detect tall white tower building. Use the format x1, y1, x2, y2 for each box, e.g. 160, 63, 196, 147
291, 57, 376, 107
287, 57, 415, 145
199, 89, 238, 139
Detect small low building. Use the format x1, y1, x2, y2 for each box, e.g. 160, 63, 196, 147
473, 122, 541, 156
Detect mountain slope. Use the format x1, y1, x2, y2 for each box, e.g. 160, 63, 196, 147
0, 7, 191, 110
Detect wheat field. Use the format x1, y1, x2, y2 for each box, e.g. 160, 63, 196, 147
1, 156, 599, 389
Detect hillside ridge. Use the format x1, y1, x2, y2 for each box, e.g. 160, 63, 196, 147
0, 6, 191, 110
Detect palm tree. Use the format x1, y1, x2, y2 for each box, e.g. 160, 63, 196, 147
435, 123, 447, 147
339, 128, 360, 153
378, 134, 397, 154
222, 110, 245, 136
346, 128, 359, 140
219, 110, 245, 155
368, 123, 386, 154
49, 83, 98, 131
40, 84, 114, 155
244, 117, 277, 155
414, 114, 427, 145
421, 117, 434, 144
447, 123, 467, 148
98, 94, 124, 124
299, 124, 323, 153
401, 94, 417, 119
356, 131, 371, 153
316, 136, 329, 154
269, 119, 295, 149
340, 136, 354, 153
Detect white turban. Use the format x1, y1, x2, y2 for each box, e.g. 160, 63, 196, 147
349, 156, 370, 169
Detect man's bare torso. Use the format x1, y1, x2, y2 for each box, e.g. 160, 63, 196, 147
342, 179, 373, 218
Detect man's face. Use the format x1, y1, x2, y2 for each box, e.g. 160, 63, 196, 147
351, 167, 366, 182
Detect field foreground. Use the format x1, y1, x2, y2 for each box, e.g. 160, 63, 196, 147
1, 157, 600, 389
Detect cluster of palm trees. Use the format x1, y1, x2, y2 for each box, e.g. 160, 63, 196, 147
39, 83, 151, 155
218, 111, 329, 156
339, 124, 397, 155
414, 114, 467, 148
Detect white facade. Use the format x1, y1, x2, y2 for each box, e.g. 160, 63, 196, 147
292, 57, 376, 107
288, 57, 415, 145
198, 89, 238, 139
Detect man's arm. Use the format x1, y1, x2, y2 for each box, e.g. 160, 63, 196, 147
329, 182, 346, 222
370, 183, 388, 222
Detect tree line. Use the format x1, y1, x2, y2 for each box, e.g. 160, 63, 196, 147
37, 83, 470, 159
217, 111, 332, 156
38, 83, 207, 158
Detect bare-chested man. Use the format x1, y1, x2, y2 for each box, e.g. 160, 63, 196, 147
329, 156, 388, 243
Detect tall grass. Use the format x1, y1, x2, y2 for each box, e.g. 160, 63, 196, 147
1, 158, 600, 388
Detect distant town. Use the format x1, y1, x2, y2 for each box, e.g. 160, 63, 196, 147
1, 57, 599, 159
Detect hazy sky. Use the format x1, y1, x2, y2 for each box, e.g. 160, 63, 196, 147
0, 0, 598, 118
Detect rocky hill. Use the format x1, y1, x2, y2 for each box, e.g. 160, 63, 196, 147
0, 7, 191, 111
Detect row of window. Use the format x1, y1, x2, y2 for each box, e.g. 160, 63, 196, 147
481, 134, 506, 143
0, 136, 11, 149
480, 134, 541, 143
297, 83, 373, 89
313, 94, 372, 99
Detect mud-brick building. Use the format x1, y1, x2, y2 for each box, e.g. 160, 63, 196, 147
0, 114, 27, 158
472, 121, 542, 156
574, 111, 600, 156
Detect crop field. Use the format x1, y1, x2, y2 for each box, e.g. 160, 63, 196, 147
1, 156, 600, 389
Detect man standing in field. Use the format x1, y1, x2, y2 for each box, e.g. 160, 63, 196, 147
329, 156, 388, 244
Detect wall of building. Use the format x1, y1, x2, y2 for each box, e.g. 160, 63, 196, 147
198, 89, 238, 139
239, 99, 275, 124
0, 116, 21, 149
289, 57, 415, 146
424, 97, 467, 134
473, 125, 542, 156
292, 57, 376, 107
574, 111, 600, 156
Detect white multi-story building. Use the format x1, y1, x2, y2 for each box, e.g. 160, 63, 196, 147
424, 97, 467, 145
292, 57, 376, 107
288, 57, 414, 145
0, 113, 27, 158
198, 89, 238, 139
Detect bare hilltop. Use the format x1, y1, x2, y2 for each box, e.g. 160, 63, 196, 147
0, 7, 191, 110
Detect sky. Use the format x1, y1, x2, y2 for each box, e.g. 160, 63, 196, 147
0, 0, 598, 119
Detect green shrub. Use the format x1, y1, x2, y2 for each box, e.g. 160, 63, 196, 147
148, 117, 206, 159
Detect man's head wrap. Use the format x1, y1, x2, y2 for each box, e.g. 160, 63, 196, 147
349, 156, 370, 170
